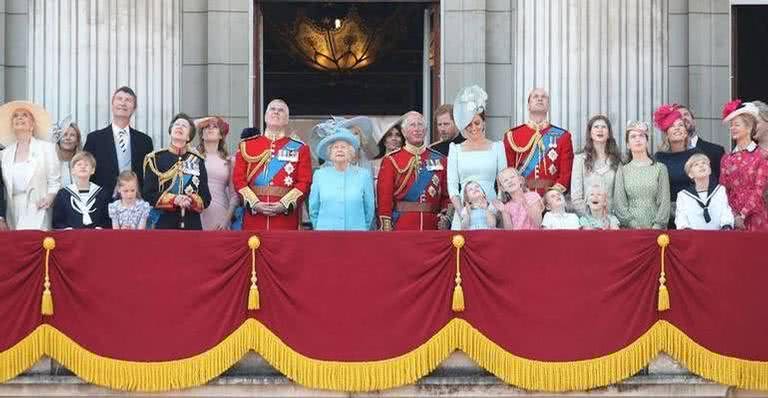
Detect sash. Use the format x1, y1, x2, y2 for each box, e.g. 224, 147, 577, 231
393, 152, 440, 223
519, 126, 565, 177
254, 140, 302, 187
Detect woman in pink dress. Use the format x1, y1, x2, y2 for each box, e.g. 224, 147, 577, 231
719, 100, 768, 231
195, 116, 239, 230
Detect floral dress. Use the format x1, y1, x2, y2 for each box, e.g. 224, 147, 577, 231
108, 200, 151, 229
719, 143, 768, 231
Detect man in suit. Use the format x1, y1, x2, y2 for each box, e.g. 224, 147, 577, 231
428, 104, 465, 157
84, 86, 154, 198
677, 105, 726, 180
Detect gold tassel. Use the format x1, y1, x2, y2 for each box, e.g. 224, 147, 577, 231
247, 236, 261, 310
656, 234, 670, 312
452, 284, 464, 312
248, 286, 260, 310
451, 235, 465, 312
41, 237, 56, 316
658, 284, 669, 311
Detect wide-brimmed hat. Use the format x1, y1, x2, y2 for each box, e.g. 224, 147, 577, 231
721, 99, 760, 123
378, 114, 406, 143
453, 85, 488, 133
315, 127, 361, 161
194, 116, 230, 137
0, 101, 52, 146
337, 116, 377, 159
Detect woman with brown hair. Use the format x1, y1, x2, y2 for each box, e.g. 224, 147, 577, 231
570, 115, 621, 216
613, 121, 670, 229
195, 116, 239, 230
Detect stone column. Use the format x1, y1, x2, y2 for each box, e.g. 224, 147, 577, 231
181, 0, 250, 152
443, 0, 487, 128
27, 0, 181, 146
2, 0, 29, 102
509, 0, 669, 150
687, 0, 730, 149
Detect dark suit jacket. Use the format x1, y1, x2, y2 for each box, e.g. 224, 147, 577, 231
695, 137, 726, 181
83, 125, 154, 199
429, 134, 466, 157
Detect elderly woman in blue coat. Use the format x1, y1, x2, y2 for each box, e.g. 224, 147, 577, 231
308, 123, 375, 230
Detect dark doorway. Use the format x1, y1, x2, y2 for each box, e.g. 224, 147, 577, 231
732, 5, 768, 100
261, 2, 429, 117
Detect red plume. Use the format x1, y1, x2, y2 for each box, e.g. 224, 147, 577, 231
653, 104, 681, 132
721, 99, 742, 120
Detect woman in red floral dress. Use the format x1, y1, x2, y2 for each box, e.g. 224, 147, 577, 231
719, 100, 768, 231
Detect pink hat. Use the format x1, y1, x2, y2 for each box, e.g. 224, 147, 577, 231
721, 99, 760, 123
194, 116, 230, 137
653, 104, 682, 132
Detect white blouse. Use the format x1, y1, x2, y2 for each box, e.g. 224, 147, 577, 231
541, 211, 581, 230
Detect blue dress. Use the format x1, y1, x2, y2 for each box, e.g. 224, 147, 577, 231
308, 165, 375, 231
447, 141, 507, 229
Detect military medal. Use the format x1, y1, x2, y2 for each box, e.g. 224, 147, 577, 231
284, 163, 295, 174
549, 164, 558, 175
284, 176, 294, 186
548, 149, 559, 162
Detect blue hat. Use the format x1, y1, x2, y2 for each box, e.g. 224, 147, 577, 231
453, 85, 488, 134
314, 125, 360, 161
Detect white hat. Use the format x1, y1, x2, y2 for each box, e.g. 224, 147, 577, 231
722, 99, 760, 123
452, 85, 488, 133
0, 101, 53, 146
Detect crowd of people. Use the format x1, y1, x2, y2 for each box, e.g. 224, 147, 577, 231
0, 84, 766, 232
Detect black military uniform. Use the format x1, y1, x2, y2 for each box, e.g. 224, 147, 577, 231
143, 148, 211, 230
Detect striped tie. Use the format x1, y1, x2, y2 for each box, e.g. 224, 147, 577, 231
118, 129, 127, 153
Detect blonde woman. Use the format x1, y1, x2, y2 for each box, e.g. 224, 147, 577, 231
0, 101, 61, 230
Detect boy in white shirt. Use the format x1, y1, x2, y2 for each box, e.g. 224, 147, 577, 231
675, 153, 734, 230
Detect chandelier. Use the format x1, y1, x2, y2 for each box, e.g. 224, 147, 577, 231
278, 5, 402, 73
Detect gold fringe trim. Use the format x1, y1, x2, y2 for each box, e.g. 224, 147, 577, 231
252, 319, 458, 392
660, 321, 768, 391
1, 320, 767, 392
0, 327, 46, 383
44, 321, 254, 392
458, 319, 663, 392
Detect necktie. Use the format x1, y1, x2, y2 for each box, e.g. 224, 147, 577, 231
118, 129, 127, 153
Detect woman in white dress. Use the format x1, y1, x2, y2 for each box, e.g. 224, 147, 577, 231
447, 85, 507, 229
0, 101, 61, 230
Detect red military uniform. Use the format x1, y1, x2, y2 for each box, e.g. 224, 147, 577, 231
503, 122, 574, 195
376, 144, 449, 231
232, 133, 312, 230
